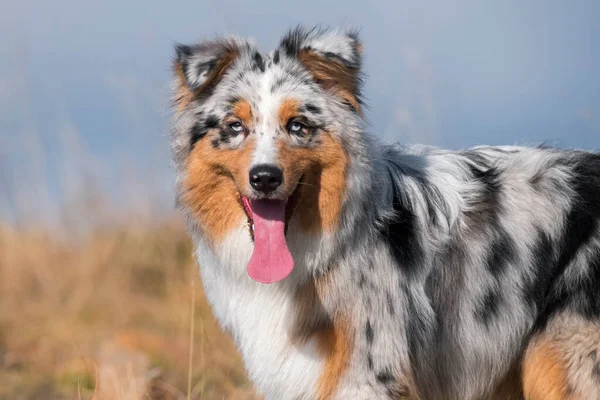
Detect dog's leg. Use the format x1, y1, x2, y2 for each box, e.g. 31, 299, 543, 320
521, 313, 600, 400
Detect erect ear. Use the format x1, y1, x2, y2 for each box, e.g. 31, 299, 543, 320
172, 39, 240, 112
278, 27, 364, 112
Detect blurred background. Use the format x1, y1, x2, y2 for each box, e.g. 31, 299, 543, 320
0, 0, 598, 398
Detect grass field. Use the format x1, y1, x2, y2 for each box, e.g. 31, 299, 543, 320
0, 216, 257, 399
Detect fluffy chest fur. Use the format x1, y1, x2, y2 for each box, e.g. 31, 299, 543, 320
192, 225, 327, 399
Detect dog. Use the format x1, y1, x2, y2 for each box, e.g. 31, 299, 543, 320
170, 27, 600, 399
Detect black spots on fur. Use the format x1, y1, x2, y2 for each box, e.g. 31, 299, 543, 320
270, 77, 286, 94
571, 152, 600, 218
475, 288, 502, 328
211, 132, 235, 149
367, 353, 374, 370
253, 52, 265, 72
234, 70, 246, 82
379, 165, 425, 279
376, 369, 394, 384
386, 205, 422, 277
226, 96, 241, 106
190, 115, 220, 148
375, 368, 409, 399
272, 50, 280, 64
305, 103, 322, 114
217, 128, 238, 146
529, 153, 600, 330
524, 230, 557, 312
204, 115, 219, 129
486, 233, 517, 277
190, 122, 207, 148
279, 26, 310, 56
579, 249, 600, 318
476, 233, 515, 327
365, 319, 374, 345
567, 153, 600, 319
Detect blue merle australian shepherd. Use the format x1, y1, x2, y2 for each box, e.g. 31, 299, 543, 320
170, 27, 600, 399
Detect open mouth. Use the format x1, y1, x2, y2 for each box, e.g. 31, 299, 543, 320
239, 182, 301, 284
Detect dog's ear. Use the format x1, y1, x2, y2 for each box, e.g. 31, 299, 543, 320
172, 39, 239, 112
278, 27, 363, 112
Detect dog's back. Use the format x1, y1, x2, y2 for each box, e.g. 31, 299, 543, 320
374, 145, 600, 399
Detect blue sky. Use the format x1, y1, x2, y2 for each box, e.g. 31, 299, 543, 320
1, 0, 599, 223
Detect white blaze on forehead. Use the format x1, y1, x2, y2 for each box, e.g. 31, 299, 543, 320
251, 68, 281, 167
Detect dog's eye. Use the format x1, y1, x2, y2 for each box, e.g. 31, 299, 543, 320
287, 121, 308, 136
229, 122, 244, 133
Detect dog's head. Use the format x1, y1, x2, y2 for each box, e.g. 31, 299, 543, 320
171, 27, 364, 283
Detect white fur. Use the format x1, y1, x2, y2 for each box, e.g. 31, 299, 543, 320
252, 133, 278, 166
193, 224, 325, 400
250, 70, 281, 166
305, 31, 359, 65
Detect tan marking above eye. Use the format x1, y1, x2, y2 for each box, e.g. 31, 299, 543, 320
232, 99, 253, 127
279, 98, 300, 128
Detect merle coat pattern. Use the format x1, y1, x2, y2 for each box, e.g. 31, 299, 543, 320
170, 27, 600, 399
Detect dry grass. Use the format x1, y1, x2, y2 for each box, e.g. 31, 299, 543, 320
0, 216, 258, 400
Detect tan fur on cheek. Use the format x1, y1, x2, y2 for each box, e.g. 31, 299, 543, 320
181, 136, 255, 244
522, 339, 572, 400
278, 132, 348, 234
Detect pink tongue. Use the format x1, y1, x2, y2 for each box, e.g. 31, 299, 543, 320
247, 199, 294, 284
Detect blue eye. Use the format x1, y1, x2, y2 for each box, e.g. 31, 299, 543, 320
229, 122, 244, 133
288, 121, 306, 134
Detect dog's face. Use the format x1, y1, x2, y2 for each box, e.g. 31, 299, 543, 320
172, 28, 363, 283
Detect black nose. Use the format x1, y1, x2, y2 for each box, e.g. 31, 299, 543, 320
249, 164, 283, 194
